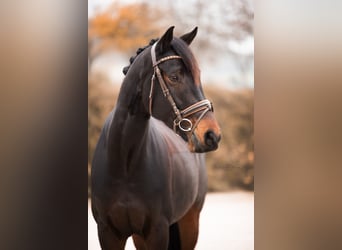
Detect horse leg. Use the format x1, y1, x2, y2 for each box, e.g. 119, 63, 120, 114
145, 219, 169, 250
168, 223, 181, 250
177, 206, 201, 250
132, 234, 147, 250
97, 224, 127, 250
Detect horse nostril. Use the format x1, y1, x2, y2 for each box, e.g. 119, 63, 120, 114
204, 131, 219, 148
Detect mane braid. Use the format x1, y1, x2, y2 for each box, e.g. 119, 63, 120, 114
122, 38, 159, 75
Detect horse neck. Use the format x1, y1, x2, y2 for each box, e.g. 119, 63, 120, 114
107, 67, 151, 169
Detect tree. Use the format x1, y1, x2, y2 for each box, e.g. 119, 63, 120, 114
88, 3, 163, 67
165, 0, 253, 55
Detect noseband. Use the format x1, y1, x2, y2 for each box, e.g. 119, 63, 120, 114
149, 42, 213, 136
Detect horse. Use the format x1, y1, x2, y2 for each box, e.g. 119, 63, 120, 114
91, 26, 221, 250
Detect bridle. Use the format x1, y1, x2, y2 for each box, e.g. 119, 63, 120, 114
149, 42, 213, 137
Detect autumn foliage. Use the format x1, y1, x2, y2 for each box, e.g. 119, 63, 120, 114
88, 3, 163, 64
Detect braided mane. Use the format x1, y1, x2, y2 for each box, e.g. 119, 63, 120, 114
122, 38, 159, 75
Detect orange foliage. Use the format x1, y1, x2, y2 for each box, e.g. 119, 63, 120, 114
89, 3, 163, 60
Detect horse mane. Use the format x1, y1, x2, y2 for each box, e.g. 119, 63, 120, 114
122, 38, 159, 75
122, 37, 200, 85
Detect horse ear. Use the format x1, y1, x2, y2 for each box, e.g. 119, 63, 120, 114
156, 26, 174, 54
180, 27, 198, 45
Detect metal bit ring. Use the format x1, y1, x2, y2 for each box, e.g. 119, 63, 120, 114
178, 118, 192, 132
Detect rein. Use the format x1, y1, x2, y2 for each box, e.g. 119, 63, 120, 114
149, 42, 213, 136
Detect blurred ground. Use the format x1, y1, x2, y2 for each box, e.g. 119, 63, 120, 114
88, 191, 254, 249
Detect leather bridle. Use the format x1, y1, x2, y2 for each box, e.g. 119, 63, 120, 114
149, 42, 213, 136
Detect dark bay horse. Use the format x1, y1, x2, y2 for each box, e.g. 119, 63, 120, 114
91, 26, 221, 250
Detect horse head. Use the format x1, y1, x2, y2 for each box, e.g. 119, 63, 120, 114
123, 26, 221, 152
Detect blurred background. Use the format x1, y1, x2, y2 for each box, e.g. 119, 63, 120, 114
88, 0, 254, 195
88, 1, 254, 248
2, 1, 342, 249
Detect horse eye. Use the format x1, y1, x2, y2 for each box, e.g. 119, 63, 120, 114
169, 75, 179, 82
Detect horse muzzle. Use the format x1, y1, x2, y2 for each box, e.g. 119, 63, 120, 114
190, 130, 221, 153
188, 113, 221, 153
